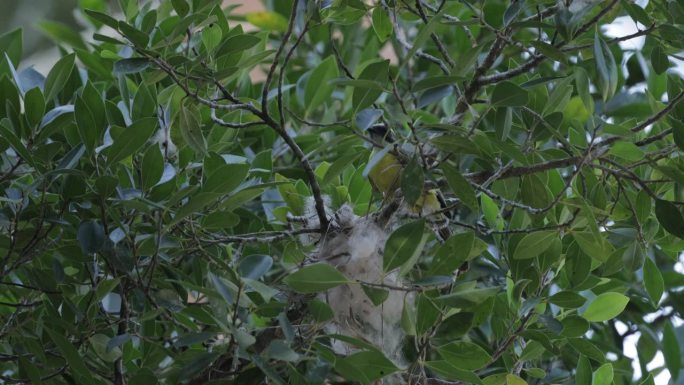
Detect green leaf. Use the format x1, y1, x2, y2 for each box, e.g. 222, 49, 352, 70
491, 81, 528, 107
513, 230, 557, 260
639, 374, 655, 385
77, 220, 105, 254
266, 340, 300, 362
216, 34, 261, 57
371, 7, 392, 42
424, 361, 483, 384
592, 363, 613, 385
383, 219, 428, 273
576, 355, 592, 385
84, 8, 119, 29
113, 58, 150, 75
573, 231, 611, 262
141, 145, 164, 190
575, 67, 594, 113
334, 350, 399, 385
663, 321, 681, 381
24, 87, 45, 128
651, 46, 669, 75
0, 28, 23, 69
643, 257, 664, 305
37, 21, 87, 50
673, 122, 684, 151
118, 21, 149, 47
238, 254, 273, 280
361, 285, 390, 306
308, 299, 334, 322
75, 95, 100, 153
203, 163, 249, 194
202, 23, 222, 52
594, 33, 618, 101
401, 157, 424, 206
655, 199, 684, 238
176, 102, 207, 156
208, 272, 235, 305
44, 53, 76, 102
608, 141, 643, 161
353, 60, 389, 112
549, 291, 586, 308
582, 292, 629, 322
440, 162, 478, 211
415, 293, 440, 335
507, 374, 527, 385
105, 117, 158, 165
429, 231, 475, 275
635, 190, 651, 223
305, 56, 339, 112
246, 12, 288, 31
284, 263, 350, 293
437, 341, 492, 370
324, 151, 363, 185
436, 286, 499, 308
171, 0, 190, 17
90, 334, 122, 362
95, 278, 121, 300
46, 329, 95, 383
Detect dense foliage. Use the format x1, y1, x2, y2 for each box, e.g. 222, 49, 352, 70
1, 0, 684, 384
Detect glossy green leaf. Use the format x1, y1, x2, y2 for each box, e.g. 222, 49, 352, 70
353, 59, 389, 111
651, 46, 669, 75
437, 341, 492, 370
513, 230, 557, 260
663, 321, 681, 381
383, 219, 428, 273
643, 257, 664, 305
305, 56, 339, 112
46, 329, 95, 383
441, 162, 478, 211
334, 350, 399, 385
549, 291, 586, 308
582, 292, 629, 322
424, 361, 483, 384
371, 7, 392, 42
105, 117, 158, 165
176, 101, 207, 156
655, 199, 684, 238
44, 53, 75, 102
592, 363, 613, 385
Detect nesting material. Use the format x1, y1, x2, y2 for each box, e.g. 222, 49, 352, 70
315, 205, 411, 364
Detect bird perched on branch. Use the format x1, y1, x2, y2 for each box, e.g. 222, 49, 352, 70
364, 126, 451, 241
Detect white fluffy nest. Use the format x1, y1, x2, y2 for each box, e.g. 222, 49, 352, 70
297, 198, 413, 365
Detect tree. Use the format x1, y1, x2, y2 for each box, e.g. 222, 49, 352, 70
1, 0, 684, 383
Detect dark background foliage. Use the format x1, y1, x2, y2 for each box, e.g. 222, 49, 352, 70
1, 0, 684, 384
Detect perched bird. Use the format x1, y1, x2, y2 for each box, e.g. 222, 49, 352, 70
367, 149, 402, 197
365, 141, 452, 241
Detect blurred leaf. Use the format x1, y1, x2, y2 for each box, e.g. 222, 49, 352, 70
284, 263, 350, 293
246, 11, 288, 31
491, 81, 528, 107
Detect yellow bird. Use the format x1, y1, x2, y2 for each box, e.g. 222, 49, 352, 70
367, 151, 452, 241
367, 150, 402, 196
